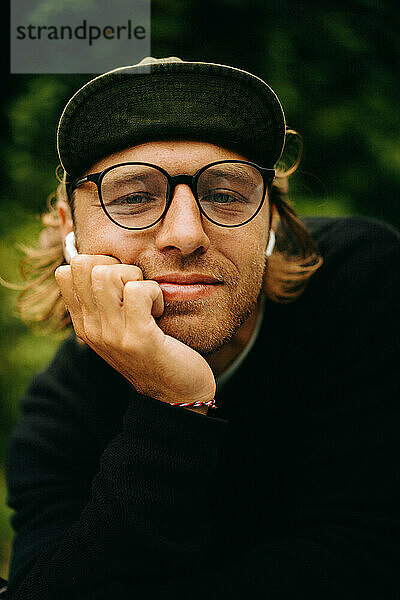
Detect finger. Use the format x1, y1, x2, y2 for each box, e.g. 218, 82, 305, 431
70, 254, 120, 335
55, 265, 85, 337
123, 280, 165, 336
91, 264, 144, 341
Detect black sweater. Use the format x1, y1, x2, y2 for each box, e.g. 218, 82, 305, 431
4, 216, 400, 599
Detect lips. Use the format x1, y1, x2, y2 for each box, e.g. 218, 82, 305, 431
153, 273, 222, 285
152, 273, 223, 300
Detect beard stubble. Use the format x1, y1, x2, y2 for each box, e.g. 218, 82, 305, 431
138, 246, 267, 356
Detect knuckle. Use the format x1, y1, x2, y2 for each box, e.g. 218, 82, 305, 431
91, 265, 108, 285
54, 265, 70, 283
54, 266, 63, 279
69, 254, 88, 268
124, 280, 141, 295
95, 255, 121, 266
148, 280, 161, 293
125, 265, 143, 279
91, 264, 108, 276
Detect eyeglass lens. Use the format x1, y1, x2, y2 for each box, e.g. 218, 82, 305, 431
100, 162, 265, 228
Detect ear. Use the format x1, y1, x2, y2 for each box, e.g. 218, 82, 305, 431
57, 199, 74, 240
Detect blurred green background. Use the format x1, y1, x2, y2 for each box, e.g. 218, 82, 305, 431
0, 0, 399, 580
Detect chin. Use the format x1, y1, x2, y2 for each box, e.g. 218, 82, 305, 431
155, 312, 227, 355
155, 295, 256, 356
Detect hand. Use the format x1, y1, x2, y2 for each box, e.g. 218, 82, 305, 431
55, 255, 216, 414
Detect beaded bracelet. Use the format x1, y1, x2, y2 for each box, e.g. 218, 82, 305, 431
170, 398, 217, 409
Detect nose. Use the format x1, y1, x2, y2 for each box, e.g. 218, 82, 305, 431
155, 184, 211, 256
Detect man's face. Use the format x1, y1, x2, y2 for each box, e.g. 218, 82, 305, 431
71, 140, 271, 356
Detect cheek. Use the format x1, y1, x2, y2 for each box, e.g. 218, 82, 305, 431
74, 202, 147, 259
223, 221, 268, 270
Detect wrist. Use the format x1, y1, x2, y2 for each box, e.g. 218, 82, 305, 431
186, 405, 209, 416
169, 398, 216, 411
167, 397, 216, 415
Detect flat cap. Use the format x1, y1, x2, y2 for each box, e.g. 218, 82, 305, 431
57, 56, 287, 179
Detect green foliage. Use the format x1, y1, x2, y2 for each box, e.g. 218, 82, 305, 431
2, 74, 86, 219
0, 468, 13, 580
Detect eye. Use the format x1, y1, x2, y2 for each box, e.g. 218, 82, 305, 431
201, 190, 247, 204
120, 194, 148, 204
108, 192, 156, 206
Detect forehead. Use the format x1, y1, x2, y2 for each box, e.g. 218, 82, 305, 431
85, 140, 250, 175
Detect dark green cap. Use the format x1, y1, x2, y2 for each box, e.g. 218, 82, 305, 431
57, 56, 287, 179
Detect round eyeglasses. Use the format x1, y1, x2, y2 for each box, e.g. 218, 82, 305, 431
68, 160, 275, 230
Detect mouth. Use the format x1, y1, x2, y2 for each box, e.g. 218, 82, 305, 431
153, 273, 223, 300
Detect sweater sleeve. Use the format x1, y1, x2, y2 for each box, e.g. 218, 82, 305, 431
5, 366, 228, 599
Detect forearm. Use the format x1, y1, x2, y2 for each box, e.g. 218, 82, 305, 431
6, 393, 227, 600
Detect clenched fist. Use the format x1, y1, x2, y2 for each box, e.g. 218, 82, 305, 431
55, 255, 216, 414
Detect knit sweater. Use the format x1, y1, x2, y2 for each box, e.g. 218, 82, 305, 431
5, 215, 400, 599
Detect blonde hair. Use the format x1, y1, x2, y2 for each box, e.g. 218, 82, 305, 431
2, 132, 323, 333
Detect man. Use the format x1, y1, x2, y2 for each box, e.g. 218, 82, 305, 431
4, 57, 400, 599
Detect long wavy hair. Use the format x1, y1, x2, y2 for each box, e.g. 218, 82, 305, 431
2, 131, 323, 334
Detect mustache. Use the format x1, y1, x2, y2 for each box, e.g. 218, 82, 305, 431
135, 254, 239, 286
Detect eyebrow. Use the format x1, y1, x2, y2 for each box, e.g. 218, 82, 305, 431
106, 170, 158, 183
201, 167, 259, 186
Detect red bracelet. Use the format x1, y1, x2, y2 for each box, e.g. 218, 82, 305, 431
169, 398, 217, 409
